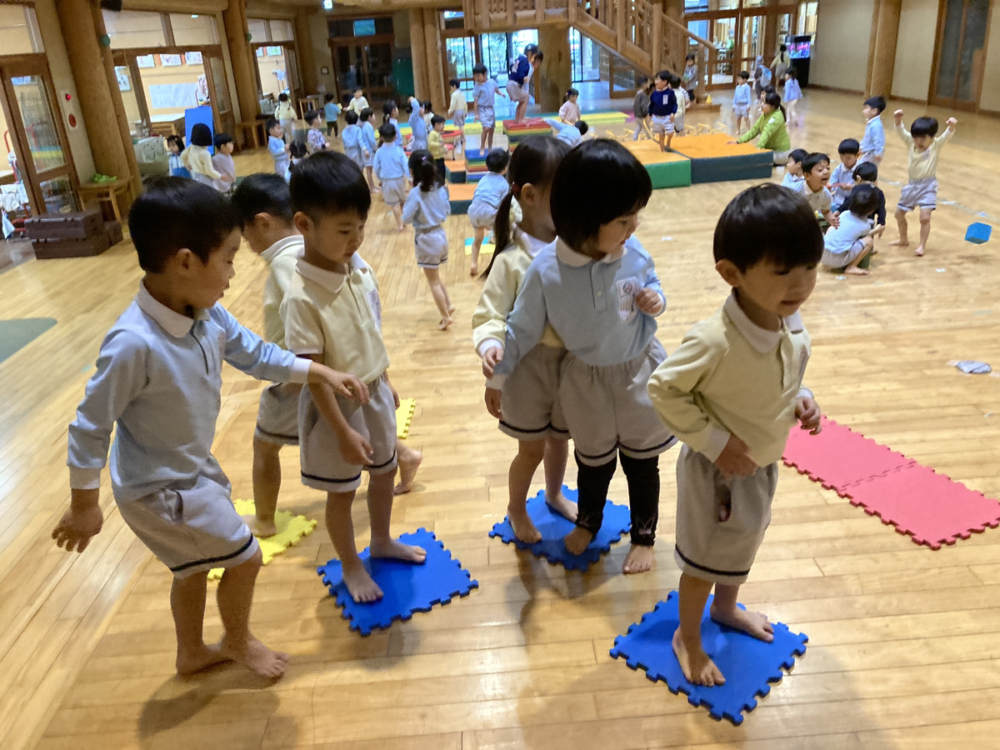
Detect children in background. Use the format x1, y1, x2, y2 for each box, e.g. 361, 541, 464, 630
402, 150, 454, 329
828, 139, 860, 206
734, 91, 791, 165
359, 107, 378, 192
682, 53, 698, 102
836, 161, 886, 237
860, 96, 886, 165
781, 148, 808, 191
284, 152, 426, 604
305, 111, 329, 153
374, 123, 409, 231
342, 110, 363, 171
473, 135, 575, 542
166, 135, 189, 178
428, 115, 447, 180
347, 88, 369, 116
407, 97, 428, 152
289, 141, 307, 176
467, 148, 511, 276
423, 101, 435, 131
783, 69, 801, 127
632, 76, 652, 141
733, 71, 753, 135
507, 44, 540, 124
323, 93, 341, 137
556, 120, 588, 147
212, 133, 236, 193
182, 123, 226, 189
383, 100, 400, 129
55, 177, 366, 677
799, 152, 839, 230
472, 64, 505, 151
648, 183, 823, 686
891, 109, 957, 257
275, 93, 296, 145
822, 184, 880, 276
753, 56, 770, 99
559, 88, 581, 125
486, 140, 676, 575
448, 80, 468, 154
671, 75, 689, 135
266, 118, 291, 178
649, 70, 677, 152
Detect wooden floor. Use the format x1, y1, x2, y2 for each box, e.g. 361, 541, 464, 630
4, 90, 1000, 749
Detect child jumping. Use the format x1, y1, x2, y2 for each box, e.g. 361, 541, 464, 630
822, 184, 880, 276
486, 140, 676, 575
374, 123, 410, 231
649, 71, 677, 151
891, 109, 957, 257
467, 148, 511, 276
647, 183, 823, 686
472, 64, 505, 151
473, 135, 575, 543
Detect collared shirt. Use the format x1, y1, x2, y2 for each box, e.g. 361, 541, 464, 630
373, 142, 409, 181
784, 78, 802, 101
283, 253, 389, 384
649, 88, 677, 117
449, 89, 467, 115
402, 184, 450, 230
473, 80, 501, 108
896, 122, 954, 181
409, 108, 428, 148
781, 172, 804, 191
829, 162, 856, 205
557, 126, 582, 147
470, 172, 509, 211
68, 283, 308, 501
261, 235, 304, 346
647, 293, 811, 466
800, 181, 832, 216
428, 129, 446, 159
342, 124, 361, 156
489, 236, 665, 388
360, 121, 377, 154
211, 152, 235, 192
861, 116, 885, 160
733, 82, 753, 108
347, 96, 369, 115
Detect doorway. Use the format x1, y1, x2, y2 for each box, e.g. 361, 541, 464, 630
253, 42, 302, 116
930, 0, 992, 110
329, 35, 395, 104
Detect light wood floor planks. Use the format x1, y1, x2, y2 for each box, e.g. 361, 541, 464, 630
2, 90, 1000, 749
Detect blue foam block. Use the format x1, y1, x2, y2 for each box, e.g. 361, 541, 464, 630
610, 592, 808, 725
316, 528, 478, 636
966, 222, 992, 244
488, 487, 630, 571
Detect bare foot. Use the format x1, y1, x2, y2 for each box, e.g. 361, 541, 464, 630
438, 317, 453, 331
672, 628, 725, 686
394, 449, 423, 495
176, 642, 232, 677
710, 603, 775, 642
396, 224, 405, 232
914, 245, 925, 257
564, 526, 595, 555
242, 514, 277, 539
370, 538, 428, 564
889, 239, 909, 247
623, 544, 655, 574
507, 505, 542, 544
545, 490, 578, 522
341, 559, 384, 603
448, 303, 457, 315
470, 264, 478, 276
845, 267, 870, 276
219, 636, 289, 679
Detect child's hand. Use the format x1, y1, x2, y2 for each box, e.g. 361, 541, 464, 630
829, 211, 841, 229
715, 434, 757, 479
894, 109, 904, 122
795, 396, 823, 434
871, 224, 886, 238
221, 174, 234, 184
339, 427, 374, 465
319, 367, 371, 404
485, 387, 503, 419
52, 490, 103, 553
387, 380, 401, 409
481, 347, 503, 378
947, 117, 958, 128
636, 288, 664, 315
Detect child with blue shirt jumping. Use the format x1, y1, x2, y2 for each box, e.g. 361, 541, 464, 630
467, 148, 511, 276
860, 96, 886, 165
266, 117, 291, 178
486, 140, 677, 575
407, 97, 428, 152
472, 64, 505, 151
649, 70, 678, 152
54, 178, 367, 679
374, 123, 410, 231
403, 150, 454, 330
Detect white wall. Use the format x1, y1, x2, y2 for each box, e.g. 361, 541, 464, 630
892, 0, 938, 101
810, 0, 872, 91
981, 7, 1000, 112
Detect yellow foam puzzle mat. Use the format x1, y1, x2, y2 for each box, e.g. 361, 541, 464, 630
397, 397, 416, 439
207, 499, 317, 581
464, 237, 496, 256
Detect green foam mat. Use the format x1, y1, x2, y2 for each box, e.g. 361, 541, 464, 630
0, 318, 56, 363
645, 160, 692, 189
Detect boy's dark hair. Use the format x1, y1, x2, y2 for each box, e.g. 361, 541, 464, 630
565, 87, 579, 100
910, 116, 939, 137
359, 107, 373, 122
231, 172, 294, 227
637, 75, 648, 87
379, 123, 397, 141
431, 114, 446, 127
324, 93, 335, 103
305, 110, 321, 125
686, 52, 696, 61
533, 51, 544, 63
265, 117, 280, 134
128, 177, 239, 273
344, 110, 359, 125
739, 70, 750, 80
424, 101, 434, 112
473, 63, 488, 76
190, 123, 212, 148
864, 95, 886, 113
838, 138, 861, 155
802, 152, 830, 175
354, 88, 363, 94
290, 140, 308, 160
853, 161, 878, 182
278, 93, 289, 102
669, 75, 682, 89
450, 78, 460, 88
656, 70, 671, 83
714, 183, 823, 272
524, 43, 538, 55
551, 139, 652, 252
485, 148, 511, 173
166, 134, 185, 151
780, 44, 787, 52
409, 149, 444, 192
847, 184, 880, 218
289, 151, 371, 222
213, 132, 233, 149
576, 120, 589, 135
788, 148, 809, 164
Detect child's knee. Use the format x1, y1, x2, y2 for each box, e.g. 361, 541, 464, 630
253, 435, 281, 457
518, 440, 546, 461
919, 211, 933, 225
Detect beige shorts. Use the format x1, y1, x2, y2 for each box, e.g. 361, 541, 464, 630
415, 227, 449, 268
255, 382, 302, 446
500, 343, 568, 441
381, 176, 408, 206
468, 200, 499, 230
651, 115, 675, 135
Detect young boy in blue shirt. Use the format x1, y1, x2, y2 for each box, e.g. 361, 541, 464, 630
266, 117, 291, 178
323, 93, 341, 137
472, 64, 506, 150
54, 178, 367, 679
373, 123, 410, 231
860, 96, 886, 165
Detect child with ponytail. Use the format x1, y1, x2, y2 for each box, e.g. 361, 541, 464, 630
472, 135, 576, 542
402, 150, 454, 330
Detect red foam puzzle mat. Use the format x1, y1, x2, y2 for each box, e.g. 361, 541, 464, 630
783, 417, 1000, 548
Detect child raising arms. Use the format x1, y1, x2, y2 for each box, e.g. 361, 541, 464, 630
486, 140, 677, 575
648, 183, 823, 686
473, 136, 575, 543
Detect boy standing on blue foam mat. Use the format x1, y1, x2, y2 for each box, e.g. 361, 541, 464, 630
648, 184, 824, 687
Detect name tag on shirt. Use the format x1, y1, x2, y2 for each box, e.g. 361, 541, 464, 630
616, 277, 640, 322
367, 289, 383, 331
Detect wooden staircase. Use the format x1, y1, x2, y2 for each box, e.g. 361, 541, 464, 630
460, 0, 716, 98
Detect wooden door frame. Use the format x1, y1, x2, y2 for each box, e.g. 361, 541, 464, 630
441, 27, 483, 96
251, 41, 302, 106
328, 34, 397, 102
112, 50, 151, 132
928, 0, 993, 111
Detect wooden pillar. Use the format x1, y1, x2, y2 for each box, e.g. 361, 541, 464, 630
423, 9, 447, 113
409, 9, 430, 100
866, 0, 901, 97
538, 25, 571, 113
295, 11, 318, 95
763, 0, 780, 66
664, 0, 684, 24
223, 0, 259, 136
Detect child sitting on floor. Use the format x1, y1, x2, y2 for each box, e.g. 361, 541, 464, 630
822, 184, 880, 276
799, 152, 839, 230
835, 161, 886, 238
781, 149, 808, 191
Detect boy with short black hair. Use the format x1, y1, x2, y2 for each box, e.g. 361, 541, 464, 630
649, 70, 678, 152
781, 148, 808, 191
829, 138, 861, 205
323, 93, 341, 137
448, 79, 467, 154
467, 148, 511, 276
428, 114, 448, 180
472, 64, 505, 150
212, 132, 236, 193
305, 110, 329, 153
373, 123, 409, 231
54, 178, 367, 679
733, 71, 753, 134
633, 76, 652, 141
860, 96, 886, 164
800, 152, 839, 230
822, 183, 880, 276
835, 161, 886, 237
266, 117, 291, 177
342, 110, 363, 171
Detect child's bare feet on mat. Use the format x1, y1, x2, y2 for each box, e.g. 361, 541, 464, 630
623, 544, 655, 574
889, 239, 909, 247
710, 603, 775, 642
845, 267, 870, 276
220, 635, 289, 679
394, 449, 423, 495
508, 505, 542, 544
914, 245, 925, 257
176, 642, 232, 676
545, 490, 578, 522
564, 526, 595, 555
242, 514, 277, 539
438, 317, 453, 331
672, 628, 725, 686
341, 559, 384, 603
371, 538, 427, 564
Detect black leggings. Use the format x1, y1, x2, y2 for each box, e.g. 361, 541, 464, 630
575, 452, 660, 546
327, 121, 339, 137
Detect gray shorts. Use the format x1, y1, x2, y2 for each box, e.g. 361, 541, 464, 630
299, 374, 398, 493
559, 339, 677, 466
500, 343, 568, 441
734, 105, 750, 118
506, 79, 528, 103
415, 227, 448, 268
453, 110, 467, 128
478, 106, 496, 130
898, 176, 938, 212
255, 382, 302, 446
118, 458, 259, 579
382, 176, 408, 206
468, 200, 499, 230
822, 239, 868, 269
674, 445, 778, 585
651, 115, 674, 135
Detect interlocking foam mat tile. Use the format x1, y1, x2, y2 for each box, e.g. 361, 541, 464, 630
396, 397, 415, 439
208, 499, 317, 581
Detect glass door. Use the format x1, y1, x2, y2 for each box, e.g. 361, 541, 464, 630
710, 16, 738, 87
363, 41, 394, 99
444, 35, 477, 97
206, 53, 235, 138
738, 12, 766, 80
932, 0, 990, 110
330, 35, 395, 104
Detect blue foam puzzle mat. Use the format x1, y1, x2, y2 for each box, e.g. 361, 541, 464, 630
316, 528, 478, 635
488, 487, 630, 571
610, 592, 808, 725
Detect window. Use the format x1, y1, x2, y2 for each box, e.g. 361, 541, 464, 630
102, 10, 167, 49
0, 4, 44, 54
247, 18, 295, 44
270, 19, 294, 42
248, 18, 269, 43
170, 14, 219, 46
